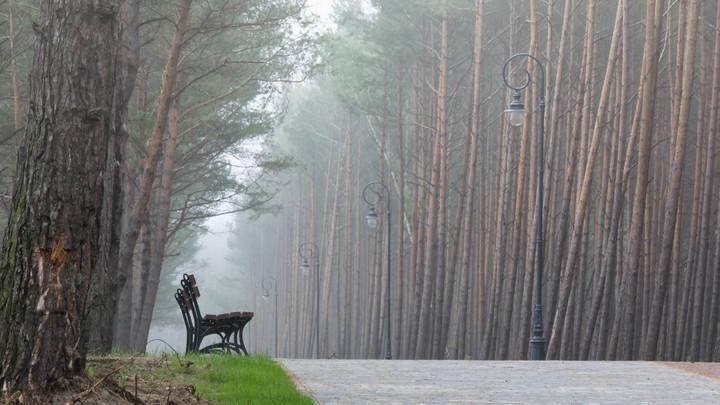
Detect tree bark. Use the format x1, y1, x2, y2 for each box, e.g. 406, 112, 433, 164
91, 0, 140, 354
8, 3, 22, 133
0, 0, 120, 399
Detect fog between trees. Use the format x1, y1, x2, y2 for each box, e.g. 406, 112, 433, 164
1, 1, 719, 398
244, 0, 720, 362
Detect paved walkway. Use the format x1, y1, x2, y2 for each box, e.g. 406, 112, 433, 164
279, 359, 720, 404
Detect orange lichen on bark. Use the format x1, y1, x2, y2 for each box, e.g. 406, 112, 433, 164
50, 234, 68, 267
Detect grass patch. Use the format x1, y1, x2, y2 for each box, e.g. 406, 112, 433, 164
84, 353, 313, 404
181, 354, 314, 404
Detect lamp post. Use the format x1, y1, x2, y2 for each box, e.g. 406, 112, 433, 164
262, 276, 278, 357
502, 52, 546, 360
363, 181, 392, 360
299, 241, 320, 359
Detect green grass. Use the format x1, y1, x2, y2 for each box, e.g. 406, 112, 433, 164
180, 354, 314, 405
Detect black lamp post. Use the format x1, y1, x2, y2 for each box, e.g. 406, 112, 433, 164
262, 276, 278, 357
502, 52, 546, 361
299, 241, 320, 359
363, 181, 392, 360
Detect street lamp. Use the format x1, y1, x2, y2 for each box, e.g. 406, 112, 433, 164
262, 276, 278, 357
502, 52, 546, 360
363, 181, 392, 360
299, 241, 320, 359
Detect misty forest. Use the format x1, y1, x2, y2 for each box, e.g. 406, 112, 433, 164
1, 0, 720, 396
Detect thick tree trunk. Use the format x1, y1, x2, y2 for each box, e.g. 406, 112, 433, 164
0, 0, 119, 400
88, 0, 139, 354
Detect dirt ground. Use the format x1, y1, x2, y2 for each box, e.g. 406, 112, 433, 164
660, 361, 720, 380
38, 355, 217, 405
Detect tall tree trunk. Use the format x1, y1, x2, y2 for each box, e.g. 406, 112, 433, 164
0, 0, 119, 399
582, 0, 630, 360
341, 114, 354, 358
394, 65, 407, 359
547, 0, 622, 359
455, 0, 484, 360
407, 60, 429, 358
543, 0, 573, 341
644, 0, 701, 360
320, 138, 343, 358
351, 138, 363, 358
89, 0, 140, 354
430, 5, 450, 360
482, 81, 514, 359
702, 0, 720, 360
114, 0, 192, 350
130, 89, 182, 351
133, 209, 152, 345
444, 79, 471, 359
416, 5, 447, 360
608, 0, 664, 360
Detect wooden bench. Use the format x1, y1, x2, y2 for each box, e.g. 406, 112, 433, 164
175, 273, 253, 355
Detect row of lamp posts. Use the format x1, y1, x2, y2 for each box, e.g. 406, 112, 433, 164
260, 53, 546, 361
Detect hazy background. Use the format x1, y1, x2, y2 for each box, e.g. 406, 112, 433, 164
145, 0, 337, 354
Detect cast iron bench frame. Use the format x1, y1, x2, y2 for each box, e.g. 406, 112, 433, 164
175, 273, 253, 355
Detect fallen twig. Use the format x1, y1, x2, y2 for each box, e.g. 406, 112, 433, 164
134, 373, 138, 405
0, 391, 21, 405
66, 366, 122, 405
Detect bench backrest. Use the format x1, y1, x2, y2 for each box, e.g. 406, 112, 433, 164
180, 274, 203, 319
175, 287, 194, 351
177, 274, 206, 350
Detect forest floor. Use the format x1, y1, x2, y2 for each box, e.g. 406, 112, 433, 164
47, 355, 217, 405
